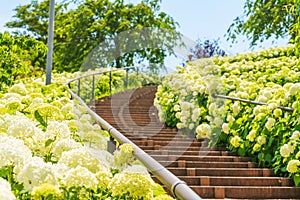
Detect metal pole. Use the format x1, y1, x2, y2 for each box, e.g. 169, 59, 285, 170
45, 0, 55, 85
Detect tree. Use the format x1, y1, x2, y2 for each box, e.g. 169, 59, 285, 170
226, 0, 299, 47
0, 32, 47, 90
6, 0, 180, 72
190, 39, 226, 60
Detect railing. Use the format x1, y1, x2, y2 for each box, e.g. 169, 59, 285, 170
68, 66, 140, 103
212, 94, 294, 112
67, 67, 201, 200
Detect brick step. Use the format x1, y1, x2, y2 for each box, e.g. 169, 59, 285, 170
124, 134, 188, 139
178, 176, 294, 186
132, 140, 203, 147
158, 160, 257, 168
145, 150, 237, 156
127, 137, 195, 143
167, 167, 274, 177
139, 146, 224, 152
151, 155, 252, 162
191, 186, 300, 199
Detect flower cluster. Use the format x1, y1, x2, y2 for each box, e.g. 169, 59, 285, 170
0, 71, 173, 199
154, 45, 300, 184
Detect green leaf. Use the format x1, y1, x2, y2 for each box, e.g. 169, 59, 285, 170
293, 175, 300, 187
45, 139, 54, 147
265, 153, 272, 163
258, 153, 264, 161
34, 110, 47, 128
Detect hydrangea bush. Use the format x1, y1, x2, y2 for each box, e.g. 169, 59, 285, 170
154, 45, 300, 185
0, 72, 172, 199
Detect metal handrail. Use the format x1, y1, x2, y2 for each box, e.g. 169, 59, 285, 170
67, 66, 139, 100
212, 94, 294, 112
67, 67, 201, 200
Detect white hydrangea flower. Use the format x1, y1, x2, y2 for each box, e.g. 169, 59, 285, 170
291, 131, 300, 140
175, 112, 181, 119
265, 118, 276, 131
85, 147, 114, 168
222, 123, 229, 134
46, 121, 71, 141
79, 114, 93, 124
191, 108, 200, 121
247, 130, 257, 142
188, 123, 195, 130
17, 157, 57, 191
109, 168, 156, 200
7, 116, 38, 138
273, 108, 282, 118
230, 136, 241, 148
280, 144, 294, 158
173, 104, 180, 112
213, 117, 223, 127
82, 131, 108, 150
0, 178, 16, 200
8, 83, 28, 96
195, 124, 211, 138
2, 93, 21, 101
257, 95, 268, 103
226, 115, 235, 123
176, 122, 184, 129
289, 83, 300, 96
58, 148, 109, 173
257, 135, 266, 145
61, 104, 76, 119
51, 138, 84, 159
267, 103, 278, 111
287, 160, 300, 173
262, 90, 272, 99
29, 97, 44, 107
232, 102, 240, 116
5, 97, 22, 112
180, 101, 193, 111
61, 166, 98, 189
0, 136, 32, 175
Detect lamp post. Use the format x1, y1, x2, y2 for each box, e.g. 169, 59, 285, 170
45, 0, 55, 85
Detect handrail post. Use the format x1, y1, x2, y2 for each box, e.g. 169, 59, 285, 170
77, 79, 81, 97
125, 68, 129, 89
92, 75, 95, 101
109, 71, 112, 95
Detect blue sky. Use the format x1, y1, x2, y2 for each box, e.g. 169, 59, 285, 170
0, 0, 289, 62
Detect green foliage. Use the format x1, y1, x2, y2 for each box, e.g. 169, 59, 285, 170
7, 0, 180, 72
0, 32, 46, 91
227, 0, 298, 47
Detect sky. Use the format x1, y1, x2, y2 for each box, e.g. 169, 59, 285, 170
0, 0, 290, 66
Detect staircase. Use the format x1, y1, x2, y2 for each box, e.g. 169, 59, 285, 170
94, 86, 300, 199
